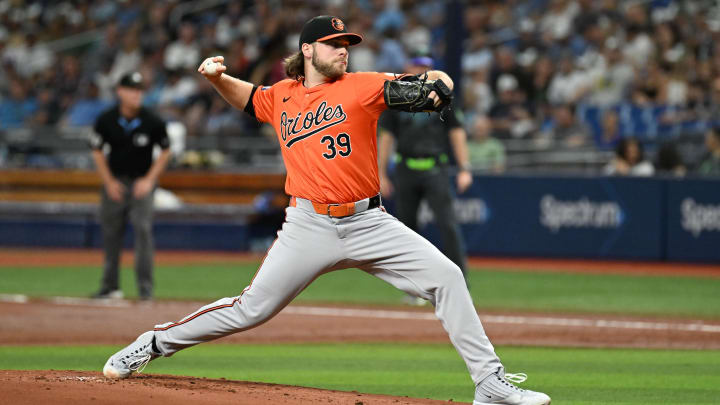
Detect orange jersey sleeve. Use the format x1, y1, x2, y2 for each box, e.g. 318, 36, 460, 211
249, 73, 400, 204
248, 80, 293, 123
350, 71, 397, 116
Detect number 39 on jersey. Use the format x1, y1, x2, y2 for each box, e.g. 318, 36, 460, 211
321, 132, 352, 159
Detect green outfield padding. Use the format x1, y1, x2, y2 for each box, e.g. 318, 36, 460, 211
1, 344, 719, 405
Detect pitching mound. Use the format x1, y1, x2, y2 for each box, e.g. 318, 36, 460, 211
0, 370, 458, 405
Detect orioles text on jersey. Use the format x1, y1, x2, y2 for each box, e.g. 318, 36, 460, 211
280, 101, 347, 148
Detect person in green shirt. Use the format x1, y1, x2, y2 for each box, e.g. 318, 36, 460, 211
697, 128, 720, 176
467, 115, 506, 174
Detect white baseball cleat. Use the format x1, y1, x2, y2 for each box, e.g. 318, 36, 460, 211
103, 331, 160, 379
473, 368, 551, 405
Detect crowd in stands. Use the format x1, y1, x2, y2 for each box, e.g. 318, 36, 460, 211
1, 0, 720, 176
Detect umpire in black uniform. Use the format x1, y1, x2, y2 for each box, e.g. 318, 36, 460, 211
90, 72, 171, 300
378, 55, 473, 292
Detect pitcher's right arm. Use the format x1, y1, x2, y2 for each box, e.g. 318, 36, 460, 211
198, 56, 255, 111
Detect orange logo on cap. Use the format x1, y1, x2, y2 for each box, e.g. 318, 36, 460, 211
331, 18, 344, 31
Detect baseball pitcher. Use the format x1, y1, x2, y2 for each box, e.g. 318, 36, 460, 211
102, 15, 550, 405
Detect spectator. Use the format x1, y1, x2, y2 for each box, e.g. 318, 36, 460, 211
90, 23, 121, 73
62, 83, 112, 127
655, 141, 686, 177
595, 109, 623, 149
462, 32, 493, 74
700, 77, 720, 127
488, 74, 535, 139
603, 137, 655, 176
401, 13, 431, 54
0, 80, 37, 129
164, 22, 201, 71
515, 18, 544, 59
32, 86, 62, 126
89, 1, 118, 24
214, 2, 244, 48
56, 55, 84, 110
2, 30, 29, 75
157, 69, 198, 110
205, 98, 245, 135
463, 67, 494, 116
587, 39, 635, 107
109, 30, 142, 85
348, 33, 378, 73
538, 104, 590, 148
634, 61, 666, 104
529, 56, 553, 110
622, 6, 655, 67
0, 40, 10, 94
375, 28, 406, 72
140, 4, 171, 55
489, 46, 533, 100
540, 0, 580, 42
654, 22, 684, 66
573, 17, 605, 70
547, 55, 588, 105
373, 0, 406, 33
115, 0, 142, 28
95, 56, 119, 102
467, 115, 506, 174
696, 128, 720, 176
662, 64, 689, 106
7, 30, 55, 78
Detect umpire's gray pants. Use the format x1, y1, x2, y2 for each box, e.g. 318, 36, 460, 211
98, 177, 154, 297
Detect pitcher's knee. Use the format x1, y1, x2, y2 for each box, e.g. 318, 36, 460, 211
436, 260, 466, 289
423, 259, 463, 288
236, 291, 284, 326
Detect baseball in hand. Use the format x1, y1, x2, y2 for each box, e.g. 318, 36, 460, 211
204, 60, 219, 75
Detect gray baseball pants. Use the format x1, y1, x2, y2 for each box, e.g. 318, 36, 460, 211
153, 198, 502, 384
98, 177, 155, 298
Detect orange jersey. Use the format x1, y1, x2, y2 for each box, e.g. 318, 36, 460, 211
249, 72, 396, 204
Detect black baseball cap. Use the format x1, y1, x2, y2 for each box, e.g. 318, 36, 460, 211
298, 15, 362, 50
117, 72, 145, 89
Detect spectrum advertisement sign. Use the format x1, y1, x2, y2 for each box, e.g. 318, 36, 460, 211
666, 179, 720, 262
416, 176, 664, 260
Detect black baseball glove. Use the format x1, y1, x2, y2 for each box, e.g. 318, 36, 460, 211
383, 74, 453, 113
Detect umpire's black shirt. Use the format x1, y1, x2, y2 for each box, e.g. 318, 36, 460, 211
378, 106, 463, 158
90, 106, 169, 179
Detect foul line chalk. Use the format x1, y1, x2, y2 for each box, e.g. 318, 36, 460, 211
1, 294, 717, 333
283, 306, 720, 334
0, 293, 131, 308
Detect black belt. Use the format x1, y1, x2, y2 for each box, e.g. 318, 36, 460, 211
367, 194, 381, 209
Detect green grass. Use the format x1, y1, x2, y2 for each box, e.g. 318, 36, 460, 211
1, 344, 719, 404
1, 263, 720, 318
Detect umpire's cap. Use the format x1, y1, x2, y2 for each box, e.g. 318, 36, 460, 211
299, 16, 362, 50
117, 72, 145, 90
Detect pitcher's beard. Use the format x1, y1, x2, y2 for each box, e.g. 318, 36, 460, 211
312, 54, 346, 79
